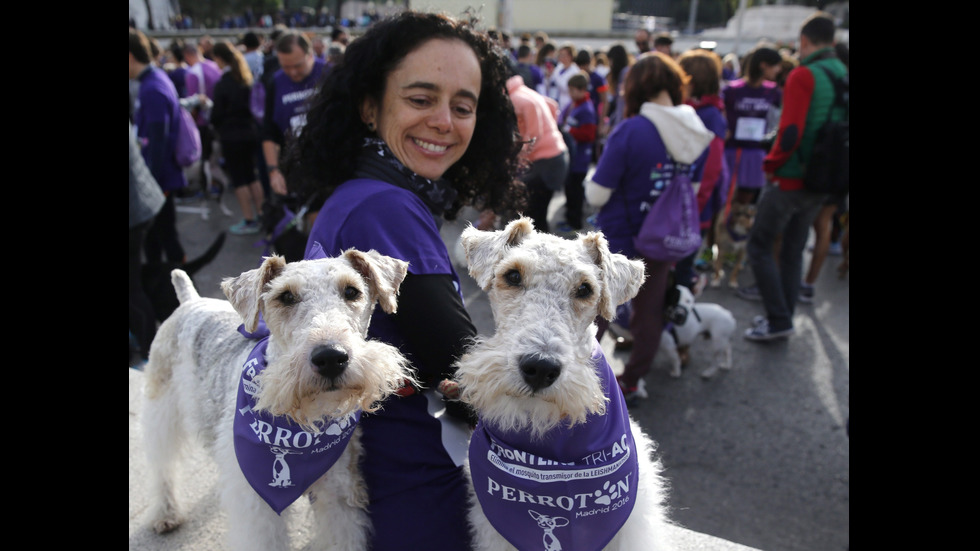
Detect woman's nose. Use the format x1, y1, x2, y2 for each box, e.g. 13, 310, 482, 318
428, 104, 452, 132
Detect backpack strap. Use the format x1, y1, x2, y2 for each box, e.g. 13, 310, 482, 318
796, 64, 848, 165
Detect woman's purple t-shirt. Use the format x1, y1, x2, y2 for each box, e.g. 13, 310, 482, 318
304, 178, 471, 550
589, 116, 705, 258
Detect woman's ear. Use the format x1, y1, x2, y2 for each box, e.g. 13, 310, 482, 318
359, 98, 377, 127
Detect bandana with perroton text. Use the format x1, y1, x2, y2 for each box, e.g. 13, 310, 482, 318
233, 321, 361, 514
467, 342, 638, 550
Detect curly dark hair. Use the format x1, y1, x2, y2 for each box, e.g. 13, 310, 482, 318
283, 10, 526, 219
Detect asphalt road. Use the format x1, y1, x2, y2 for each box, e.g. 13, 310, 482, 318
131, 181, 849, 551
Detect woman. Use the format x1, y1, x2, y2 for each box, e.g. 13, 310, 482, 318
283, 11, 524, 550
722, 46, 783, 207
602, 43, 633, 134
584, 52, 714, 401
210, 40, 264, 235
547, 42, 579, 113
676, 48, 729, 289
534, 40, 557, 96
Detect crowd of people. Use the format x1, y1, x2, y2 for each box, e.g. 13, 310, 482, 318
130, 9, 847, 547
154, 6, 382, 32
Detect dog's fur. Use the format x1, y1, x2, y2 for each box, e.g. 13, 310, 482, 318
454, 217, 675, 551
710, 202, 755, 288
142, 231, 227, 322
142, 251, 414, 551
658, 285, 736, 379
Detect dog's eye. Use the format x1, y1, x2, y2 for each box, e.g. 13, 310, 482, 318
343, 286, 362, 301
504, 269, 522, 287
278, 290, 298, 306
575, 282, 593, 299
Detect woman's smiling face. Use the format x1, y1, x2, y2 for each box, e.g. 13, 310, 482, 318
361, 38, 482, 181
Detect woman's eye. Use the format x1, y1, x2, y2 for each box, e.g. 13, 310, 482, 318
278, 290, 298, 305
343, 286, 362, 301
575, 282, 593, 299
504, 269, 522, 286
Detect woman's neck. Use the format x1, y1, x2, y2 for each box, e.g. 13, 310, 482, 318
648, 89, 673, 107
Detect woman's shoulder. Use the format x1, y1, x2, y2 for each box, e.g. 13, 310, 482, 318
723, 78, 747, 91
329, 179, 428, 218
612, 115, 655, 135
604, 115, 659, 152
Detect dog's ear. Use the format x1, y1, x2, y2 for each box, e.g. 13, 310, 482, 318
678, 284, 695, 308
581, 231, 646, 320
343, 248, 409, 314
460, 216, 534, 291
221, 255, 287, 332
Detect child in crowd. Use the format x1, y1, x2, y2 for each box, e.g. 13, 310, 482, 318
557, 73, 597, 232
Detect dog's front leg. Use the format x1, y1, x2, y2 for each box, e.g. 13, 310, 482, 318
307, 430, 371, 551
214, 427, 291, 551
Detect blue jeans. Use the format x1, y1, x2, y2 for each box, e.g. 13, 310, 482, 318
746, 185, 827, 331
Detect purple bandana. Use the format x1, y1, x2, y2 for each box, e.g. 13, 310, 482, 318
468, 343, 638, 550
234, 322, 361, 514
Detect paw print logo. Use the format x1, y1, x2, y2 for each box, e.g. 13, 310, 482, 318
324, 412, 356, 436
592, 480, 621, 506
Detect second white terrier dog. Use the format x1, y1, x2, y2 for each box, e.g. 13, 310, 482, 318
660, 284, 736, 379
142, 250, 414, 551
454, 217, 676, 551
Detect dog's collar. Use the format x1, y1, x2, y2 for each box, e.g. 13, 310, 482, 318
395, 379, 417, 397
467, 342, 638, 551
233, 325, 362, 514
726, 214, 749, 242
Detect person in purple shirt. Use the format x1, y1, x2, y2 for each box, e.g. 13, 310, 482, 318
129, 28, 187, 265
283, 11, 525, 550
556, 73, 597, 232
722, 46, 783, 207
183, 40, 223, 195
585, 52, 714, 403
261, 30, 327, 200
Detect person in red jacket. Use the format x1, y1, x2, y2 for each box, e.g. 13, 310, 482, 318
738, 12, 847, 341
556, 73, 597, 233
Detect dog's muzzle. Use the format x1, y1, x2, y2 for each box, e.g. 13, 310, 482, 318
519, 354, 561, 392
311, 345, 349, 381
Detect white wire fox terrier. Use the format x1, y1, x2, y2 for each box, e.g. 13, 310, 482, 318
452, 217, 676, 551
660, 284, 737, 379
141, 250, 414, 551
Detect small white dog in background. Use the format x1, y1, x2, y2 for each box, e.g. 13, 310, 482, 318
454, 217, 676, 551
142, 250, 414, 551
660, 284, 736, 379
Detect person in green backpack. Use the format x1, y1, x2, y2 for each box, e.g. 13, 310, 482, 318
738, 11, 848, 341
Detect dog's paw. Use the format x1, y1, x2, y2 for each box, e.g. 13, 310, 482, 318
700, 365, 720, 379
148, 501, 183, 534
151, 515, 183, 534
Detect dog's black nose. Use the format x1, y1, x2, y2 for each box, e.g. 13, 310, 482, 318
519, 355, 561, 391
311, 345, 349, 380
